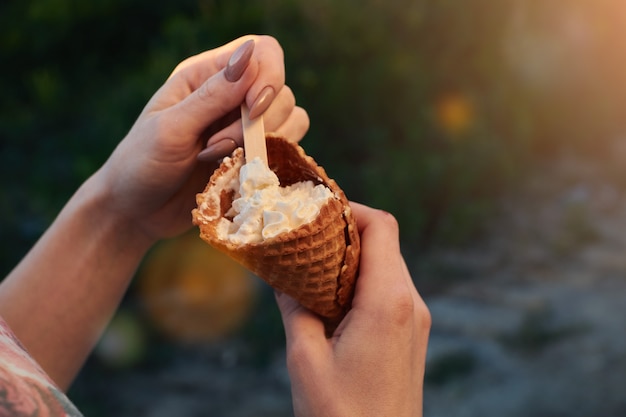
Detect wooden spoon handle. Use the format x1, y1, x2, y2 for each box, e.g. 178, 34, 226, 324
241, 102, 268, 166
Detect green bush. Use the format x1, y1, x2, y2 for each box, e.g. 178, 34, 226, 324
1, 0, 621, 277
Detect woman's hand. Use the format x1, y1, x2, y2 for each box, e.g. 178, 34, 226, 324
276, 203, 431, 417
0, 35, 309, 391
96, 35, 309, 242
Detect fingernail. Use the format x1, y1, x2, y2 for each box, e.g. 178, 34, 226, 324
197, 138, 238, 162
224, 40, 255, 82
248, 85, 275, 119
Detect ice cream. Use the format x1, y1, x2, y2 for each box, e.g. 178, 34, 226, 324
215, 157, 334, 244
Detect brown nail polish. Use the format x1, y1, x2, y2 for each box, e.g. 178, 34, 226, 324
197, 139, 238, 162
224, 40, 255, 82
248, 85, 275, 119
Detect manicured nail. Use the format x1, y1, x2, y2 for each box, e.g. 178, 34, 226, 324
224, 40, 255, 82
248, 85, 276, 119
197, 138, 238, 162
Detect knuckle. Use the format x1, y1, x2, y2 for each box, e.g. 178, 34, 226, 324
385, 288, 416, 327
169, 54, 197, 79
195, 81, 233, 116
295, 107, 311, 133
170, 61, 187, 78
281, 84, 293, 95
278, 85, 296, 107
378, 210, 400, 232
196, 80, 215, 102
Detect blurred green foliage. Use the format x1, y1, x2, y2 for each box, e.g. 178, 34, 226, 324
424, 349, 477, 386
2, 0, 624, 277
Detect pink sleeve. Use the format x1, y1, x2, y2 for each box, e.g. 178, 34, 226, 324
0, 316, 84, 416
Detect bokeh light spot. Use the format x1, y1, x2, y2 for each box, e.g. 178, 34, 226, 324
136, 231, 257, 344
435, 92, 475, 138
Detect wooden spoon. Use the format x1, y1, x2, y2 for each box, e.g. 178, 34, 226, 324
241, 102, 268, 166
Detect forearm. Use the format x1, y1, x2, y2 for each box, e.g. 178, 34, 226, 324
0, 172, 154, 390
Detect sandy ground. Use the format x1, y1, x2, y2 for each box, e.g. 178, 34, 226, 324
423, 149, 626, 416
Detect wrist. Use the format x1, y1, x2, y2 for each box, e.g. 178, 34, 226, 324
75, 171, 157, 255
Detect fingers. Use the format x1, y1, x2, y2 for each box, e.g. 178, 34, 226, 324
159, 45, 258, 146
243, 36, 285, 119
203, 35, 285, 119
271, 106, 310, 143
274, 291, 328, 351
197, 85, 310, 161
166, 35, 285, 119
348, 203, 426, 332
154, 35, 298, 163
263, 86, 309, 141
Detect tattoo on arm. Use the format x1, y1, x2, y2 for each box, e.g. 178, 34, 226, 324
0, 371, 83, 417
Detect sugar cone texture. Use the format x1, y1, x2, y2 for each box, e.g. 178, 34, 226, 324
192, 135, 360, 334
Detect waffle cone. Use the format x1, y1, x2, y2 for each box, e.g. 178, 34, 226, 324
192, 135, 360, 334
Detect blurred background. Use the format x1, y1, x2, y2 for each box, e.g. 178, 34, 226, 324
2, 0, 626, 415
